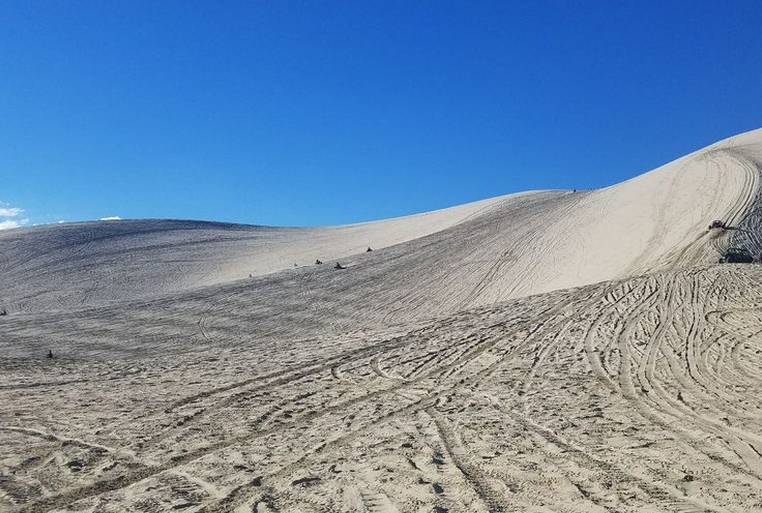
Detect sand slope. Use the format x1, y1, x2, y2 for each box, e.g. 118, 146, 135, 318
2, 130, 762, 315
2, 128, 762, 513
4, 266, 761, 513
0, 194, 510, 312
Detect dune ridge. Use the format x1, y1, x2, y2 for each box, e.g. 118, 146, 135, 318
2, 128, 762, 315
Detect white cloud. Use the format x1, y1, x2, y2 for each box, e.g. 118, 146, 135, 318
0, 219, 25, 230
99, 216, 122, 221
0, 202, 27, 230
0, 207, 22, 217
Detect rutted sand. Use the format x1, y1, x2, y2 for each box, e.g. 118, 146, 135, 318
1, 128, 762, 513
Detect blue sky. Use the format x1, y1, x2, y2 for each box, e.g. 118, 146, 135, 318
1, 1, 761, 228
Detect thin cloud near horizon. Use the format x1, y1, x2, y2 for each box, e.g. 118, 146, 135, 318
0, 202, 27, 230
0, 207, 23, 217
0, 220, 25, 230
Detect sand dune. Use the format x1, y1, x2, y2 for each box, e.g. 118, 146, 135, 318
3, 130, 762, 316
0, 194, 511, 312
1, 128, 762, 512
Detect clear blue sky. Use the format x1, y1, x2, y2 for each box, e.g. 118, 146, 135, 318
1, 1, 761, 228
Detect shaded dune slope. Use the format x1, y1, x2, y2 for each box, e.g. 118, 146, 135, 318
0, 194, 507, 312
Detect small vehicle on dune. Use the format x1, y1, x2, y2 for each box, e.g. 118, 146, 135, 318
708, 220, 727, 230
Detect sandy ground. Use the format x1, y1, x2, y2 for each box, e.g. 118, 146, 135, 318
1, 128, 762, 512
